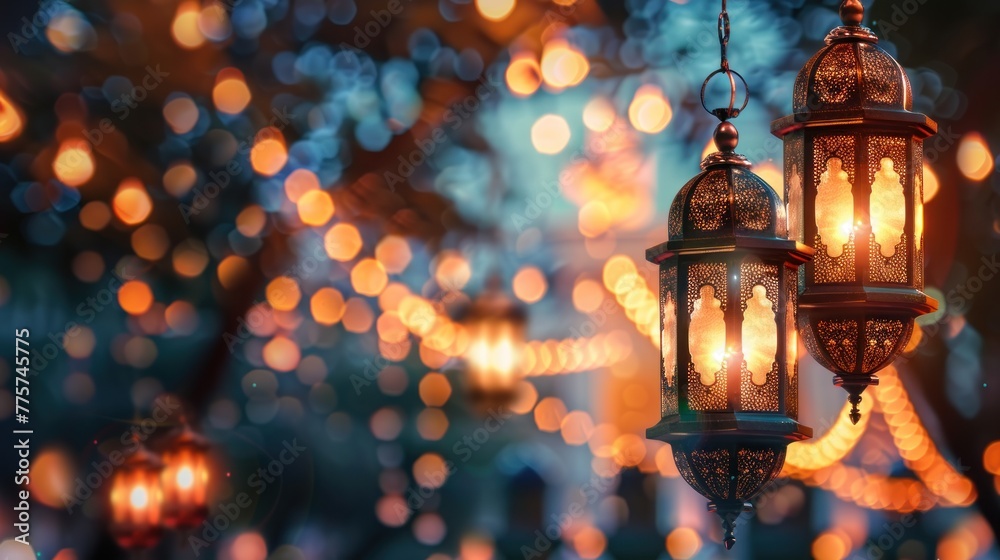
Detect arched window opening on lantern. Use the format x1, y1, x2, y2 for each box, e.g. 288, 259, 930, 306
662, 291, 677, 386
689, 283, 726, 385
870, 157, 906, 257
815, 157, 854, 258
742, 284, 777, 386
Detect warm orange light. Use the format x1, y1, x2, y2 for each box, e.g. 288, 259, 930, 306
870, 158, 906, 256
160, 427, 211, 530
923, 162, 940, 202
475, 0, 515, 21
213, 69, 251, 115
109, 449, 163, 549
506, 53, 541, 97
311, 287, 346, 325
114, 179, 154, 225
540, 39, 589, 89
512, 266, 547, 303
80, 201, 111, 230
173, 240, 210, 278
957, 132, 994, 181
466, 323, 521, 392
666, 528, 702, 560
324, 223, 363, 261
119, 281, 154, 315
172, 1, 205, 49
250, 129, 287, 176
164, 162, 197, 197
351, 258, 389, 296
582, 97, 616, 132
376, 236, 412, 274
689, 284, 726, 384
0, 90, 24, 142
531, 114, 571, 154
297, 190, 335, 226
132, 224, 170, 261
53, 139, 94, 187
284, 168, 320, 203
217, 255, 250, 289
628, 85, 672, 134
236, 205, 267, 237
742, 285, 777, 385
434, 253, 471, 290
578, 200, 611, 237
266, 276, 301, 311
815, 158, 854, 257
262, 335, 300, 372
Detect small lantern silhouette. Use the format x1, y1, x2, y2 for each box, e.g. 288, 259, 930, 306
109, 442, 164, 550
461, 278, 527, 410
646, 121, 814, 549
160, 423, 211, 529
771, 0, 937, 423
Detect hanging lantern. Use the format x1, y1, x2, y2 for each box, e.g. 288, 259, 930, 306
109, 442, 164, 549
160, 423, 211, 529
646, 2, 812, 548
460, 278, 527, 411
771, 0, 937, 423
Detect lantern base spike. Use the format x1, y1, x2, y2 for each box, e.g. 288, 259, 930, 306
708, 501, 752, 550
833, 375, 879, 425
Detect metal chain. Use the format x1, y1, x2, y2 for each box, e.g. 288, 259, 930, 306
718, 0, 730, 72
699, 0, 748, 121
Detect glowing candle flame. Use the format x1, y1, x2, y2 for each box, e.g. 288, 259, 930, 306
130, 485, 149, 509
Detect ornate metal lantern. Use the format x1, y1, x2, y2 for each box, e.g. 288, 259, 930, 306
646, 2, 813, 548
647, 119, 813, 548
461, 278, 527, 410
160, 423, 211, 529
109, 442, 164, 549
771, 0, 937, 423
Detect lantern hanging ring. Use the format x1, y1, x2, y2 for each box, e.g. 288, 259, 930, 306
700, 0, 749, 121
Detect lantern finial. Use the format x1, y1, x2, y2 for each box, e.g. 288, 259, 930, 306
714, 121, 739, 152
839, 0, 865, 26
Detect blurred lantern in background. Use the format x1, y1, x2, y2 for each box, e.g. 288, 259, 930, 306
771, 0, 937, 423
160, 422, 211, 530
460, 277, 527, 412
109, 441, 164, 550
646, 1, 813, 548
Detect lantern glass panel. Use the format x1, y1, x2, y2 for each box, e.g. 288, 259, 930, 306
109, 460, 163, 549
870, 158, 906, 257
466, 318, 524, 394
785, 267, 798, 419
660, 265, 679, 416
815, 157, 854, 258
685, 261, 728, 411
161, 443, 210, 528
739, 260, 780, 412
785, 133, 806, 244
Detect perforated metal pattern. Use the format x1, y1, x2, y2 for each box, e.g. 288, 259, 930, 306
686, 262, 729, 411
735, 447, 785, 501
785, 267, 799, 420
661, 265, 679, 417
687, 170, 732, 234
811, 43, 859, 109
739, 262, 780, 312
859, 43, 906, 109
668, 176, 699, 240
792, 40, 909, 112
868, 235, 908, 284
673, 449, 709, 498
733, 169, 776, 235
689, 448, 732, 499
816, 319, 859, 374
862, 319, 906, 373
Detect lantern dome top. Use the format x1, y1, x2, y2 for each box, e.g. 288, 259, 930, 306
667, 123, 787, 242
791, 1, 912, 114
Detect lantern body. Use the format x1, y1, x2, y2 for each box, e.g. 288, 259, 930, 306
772, 5, 937, 422
462, 288, 527, 410
109, 447, 164, 550
647, 131, 813, 548
161, 426, 211, 529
